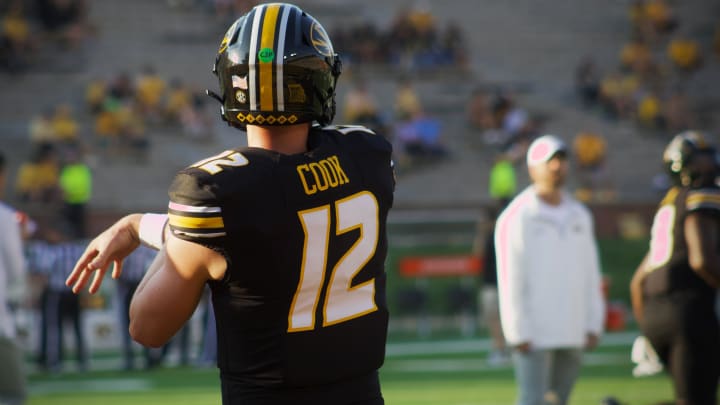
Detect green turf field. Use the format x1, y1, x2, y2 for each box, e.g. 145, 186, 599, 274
26, 333, 679, 405
25, 236, 666, 404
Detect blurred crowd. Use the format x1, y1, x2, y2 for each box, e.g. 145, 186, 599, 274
341, 75, 449, 170
331, 6, 469, 72
574, 0, 714, 134
83, 65, 215, 153
12, 62, 216, 247
0, 0, 95, 73
164, 1, 470, 73
27, 64, 216, 160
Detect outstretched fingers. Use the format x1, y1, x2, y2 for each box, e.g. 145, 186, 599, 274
111, 260, 124, 280
70, 267, 93, 294
89, 266, 109, 295
66, 248, 98, 292
67, 245, 115, 294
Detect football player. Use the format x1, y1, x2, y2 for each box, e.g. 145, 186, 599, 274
630, 130, 720, 405
66, 4, 394, 404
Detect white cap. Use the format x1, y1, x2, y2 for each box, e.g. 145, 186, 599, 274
526, 135, 567, 166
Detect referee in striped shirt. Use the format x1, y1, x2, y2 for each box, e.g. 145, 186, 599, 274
33, 230, 89, 373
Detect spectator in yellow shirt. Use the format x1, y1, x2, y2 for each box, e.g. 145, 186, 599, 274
94, 99, 122, 150
637, 91, 664, 129
573, 132, 611, 202
394, 78, 422, 121
573, 132, 606, 171
85, 78, 107, 114
644, 0, 677, 34
135, 65, 167, 120
620, 37, 654, 76
164, 78, 192, 124
599, 71, 639, 119
51, 104, 80, 143
15, 142, 60, 203
1, 0, 35, 72
667, 36, 702, 73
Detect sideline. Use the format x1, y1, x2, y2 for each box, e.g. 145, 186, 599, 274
386, 331, 638, 357
384, 352, 630, 373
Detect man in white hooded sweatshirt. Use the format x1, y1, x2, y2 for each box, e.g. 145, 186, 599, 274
0, 151, 28, 405
494, 135, 605, 405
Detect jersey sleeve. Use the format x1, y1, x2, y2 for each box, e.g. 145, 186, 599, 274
686, 188, 720, 214
167, 170, 227, 246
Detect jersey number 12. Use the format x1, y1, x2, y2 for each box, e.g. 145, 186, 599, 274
288, 191, 379, 332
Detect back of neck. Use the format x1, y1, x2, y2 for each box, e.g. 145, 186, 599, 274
246, 123, 311, 155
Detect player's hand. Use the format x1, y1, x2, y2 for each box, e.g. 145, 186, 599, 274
66, 214, 142, 294
515, 342, 531, 353
585, 333, 599, 350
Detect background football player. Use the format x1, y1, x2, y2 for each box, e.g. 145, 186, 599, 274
630, 130, 720, 405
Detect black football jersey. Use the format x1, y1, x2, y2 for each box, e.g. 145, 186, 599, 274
166, 126, 394, 388
643, 185, 720, 297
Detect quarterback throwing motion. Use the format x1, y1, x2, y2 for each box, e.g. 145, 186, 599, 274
66, 4, 394, 404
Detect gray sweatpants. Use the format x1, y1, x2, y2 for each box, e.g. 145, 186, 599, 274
512, 347, 583, 405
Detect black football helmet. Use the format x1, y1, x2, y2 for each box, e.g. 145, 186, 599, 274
208, 3, 342, 129
663, 130, 720, 186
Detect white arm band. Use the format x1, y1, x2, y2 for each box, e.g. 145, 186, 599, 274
138, 213, 169, 250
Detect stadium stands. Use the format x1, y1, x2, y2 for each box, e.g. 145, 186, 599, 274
0, 0, 717, 217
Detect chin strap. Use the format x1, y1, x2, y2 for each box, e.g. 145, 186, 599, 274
206, 89, 223, 104
206, 89, 229, 124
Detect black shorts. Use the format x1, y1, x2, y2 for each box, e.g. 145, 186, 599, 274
220, 369, 383, 405
642, 293, 720, 404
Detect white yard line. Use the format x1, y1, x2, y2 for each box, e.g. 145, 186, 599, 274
386, 331, 638, 357
30, 379, 152, 395
384, 353, 630, 373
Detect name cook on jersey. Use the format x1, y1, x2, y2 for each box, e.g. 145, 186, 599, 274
296, 155, 349, 195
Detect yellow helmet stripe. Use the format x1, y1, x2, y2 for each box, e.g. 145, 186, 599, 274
259, 4, 281, 111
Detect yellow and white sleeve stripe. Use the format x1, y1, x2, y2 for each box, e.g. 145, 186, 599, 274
168, 201, 226, 238
686, 189, 720, 212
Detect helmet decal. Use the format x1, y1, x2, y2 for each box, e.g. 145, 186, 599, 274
258, 48, 275, 63
218, 18, 241, 54
287, 84, 306, 103
310, 21, 333, 57
235, 90, 247, 103
218, 36, 229, 55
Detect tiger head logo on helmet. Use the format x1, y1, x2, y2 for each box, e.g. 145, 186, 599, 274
663, 130, 720, 188
207, 3, 342, 130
